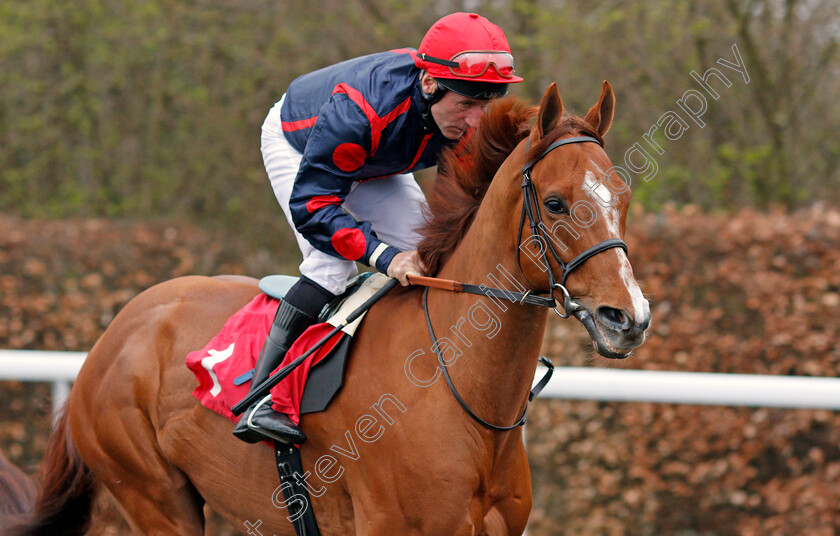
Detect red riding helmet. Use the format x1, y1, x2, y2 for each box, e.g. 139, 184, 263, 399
416, 12, 523, 100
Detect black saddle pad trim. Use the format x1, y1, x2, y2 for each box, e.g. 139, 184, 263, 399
300, 333, 351, 414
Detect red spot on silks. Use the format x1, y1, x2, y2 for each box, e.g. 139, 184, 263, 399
306, 195, 342, 213
331, 228, 366, 261
332, 143, 366, 172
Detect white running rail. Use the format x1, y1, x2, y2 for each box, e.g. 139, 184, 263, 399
1, 350, 839, 414
0, 350, 86, 414
534, 366, 840, 409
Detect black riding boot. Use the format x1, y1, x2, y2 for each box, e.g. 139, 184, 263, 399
232, 299, 315, 444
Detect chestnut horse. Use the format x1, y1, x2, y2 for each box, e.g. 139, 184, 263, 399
6, 83, 649, 536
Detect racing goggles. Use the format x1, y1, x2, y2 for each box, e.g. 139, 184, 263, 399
419, 51, 516, 79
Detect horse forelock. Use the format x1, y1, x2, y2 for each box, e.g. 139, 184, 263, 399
417, 99, 607, 276
417, 97, 535, 275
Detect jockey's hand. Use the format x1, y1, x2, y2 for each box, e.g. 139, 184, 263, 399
387, 250, 427, 286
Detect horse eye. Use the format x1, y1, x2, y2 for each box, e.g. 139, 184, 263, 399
544, 197, 567, 214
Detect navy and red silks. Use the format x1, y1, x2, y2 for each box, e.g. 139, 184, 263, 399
281, 49, 454, 273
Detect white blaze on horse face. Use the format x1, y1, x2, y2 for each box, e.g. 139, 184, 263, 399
584, 169, 612, 205
584, 170, 617, 235
618, 253, 650, 324
585, 167, 649, 324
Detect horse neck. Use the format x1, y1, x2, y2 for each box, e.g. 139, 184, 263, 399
430, 163, 549, 427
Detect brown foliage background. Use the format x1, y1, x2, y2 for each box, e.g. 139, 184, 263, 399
1, 204, 839, 535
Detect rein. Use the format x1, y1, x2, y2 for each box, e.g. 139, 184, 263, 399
406, 274, 555, 307
413, 135, 628, 431
422, 287, 553, 431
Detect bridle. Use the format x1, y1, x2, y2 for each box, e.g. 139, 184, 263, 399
421, 134, 629, 431
518, 135, 628, 318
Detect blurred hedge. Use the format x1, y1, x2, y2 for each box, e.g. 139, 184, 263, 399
1, 0, 839, 235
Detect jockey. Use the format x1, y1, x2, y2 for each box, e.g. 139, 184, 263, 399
234, 12, 523, 444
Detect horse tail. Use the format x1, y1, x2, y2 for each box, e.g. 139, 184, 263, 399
0, 451, 35, 519
2, 408, 96, 536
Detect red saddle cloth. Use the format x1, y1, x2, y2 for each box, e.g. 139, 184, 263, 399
185, 294, 342, 426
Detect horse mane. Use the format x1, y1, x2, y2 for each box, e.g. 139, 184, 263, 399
417, 97, 604, 275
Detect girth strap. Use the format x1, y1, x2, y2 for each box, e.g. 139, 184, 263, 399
273, 441, 322, 536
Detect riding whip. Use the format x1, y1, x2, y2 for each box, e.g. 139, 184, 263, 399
231, 277, 400, 415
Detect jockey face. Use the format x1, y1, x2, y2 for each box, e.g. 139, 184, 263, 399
422, 75, 488, 140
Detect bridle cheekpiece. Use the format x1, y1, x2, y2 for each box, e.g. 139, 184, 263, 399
517, 135, 628, 317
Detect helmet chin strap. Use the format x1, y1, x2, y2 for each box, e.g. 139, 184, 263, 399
419, 72, 446, 134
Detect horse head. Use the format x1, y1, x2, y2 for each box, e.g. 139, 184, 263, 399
516, 82, 650, 358
419, 82, 650, 359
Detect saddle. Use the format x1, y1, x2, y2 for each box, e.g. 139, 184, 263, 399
234, 272, 383, 414
186, 273, 389, 536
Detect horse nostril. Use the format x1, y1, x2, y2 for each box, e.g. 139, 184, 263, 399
596, 306, 633, 331
637, 313, 651, 331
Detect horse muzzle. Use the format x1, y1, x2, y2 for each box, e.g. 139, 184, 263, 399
571, 303, 650, 359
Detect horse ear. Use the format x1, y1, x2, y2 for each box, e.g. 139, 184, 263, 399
535, 83, 563, 140
584, 80, 615, 136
